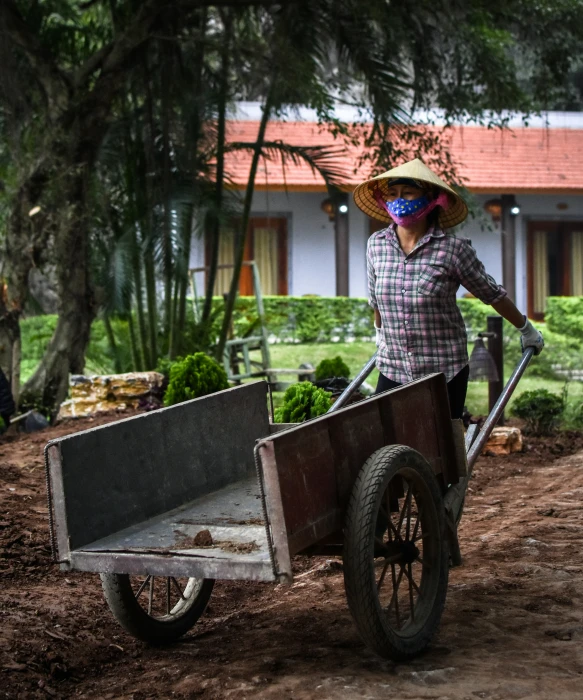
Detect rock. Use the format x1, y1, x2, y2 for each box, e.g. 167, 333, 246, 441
23, 411, 49, 433
484, 426, 523, 455
58, 372, 165, 419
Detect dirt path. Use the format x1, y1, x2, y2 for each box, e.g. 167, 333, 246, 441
2, 417, 583, 699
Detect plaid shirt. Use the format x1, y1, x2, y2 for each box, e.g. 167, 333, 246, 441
367, 223, 506, 383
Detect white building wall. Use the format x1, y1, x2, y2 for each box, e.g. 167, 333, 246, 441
190, 190, 583, 313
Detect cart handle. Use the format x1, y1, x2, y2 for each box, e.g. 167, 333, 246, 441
466, 346, 534, 470
443, 346, 534, 527
326, 352, 378, 413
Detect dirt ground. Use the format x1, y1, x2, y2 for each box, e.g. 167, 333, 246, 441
2, 415, 583, 700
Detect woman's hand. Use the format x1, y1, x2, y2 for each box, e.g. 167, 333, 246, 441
519, 318, 544, 355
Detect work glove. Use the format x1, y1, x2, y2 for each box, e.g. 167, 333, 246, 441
374, 323, 382, 347
519, 317, 544, 355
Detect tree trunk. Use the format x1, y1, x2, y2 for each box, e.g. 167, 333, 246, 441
202, 9, 230, 325
216, 92, 273, 361
0, 167, 50, 399
20, 173, 96, 416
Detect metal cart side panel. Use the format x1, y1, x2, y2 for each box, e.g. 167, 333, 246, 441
47, 382, 279, 581
258, 373, 460, 557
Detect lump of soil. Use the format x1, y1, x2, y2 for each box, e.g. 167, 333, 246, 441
215, 540, 259, 554
193, 529, 213, 547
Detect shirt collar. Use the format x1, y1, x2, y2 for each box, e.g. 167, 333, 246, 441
378, 222, 445, 240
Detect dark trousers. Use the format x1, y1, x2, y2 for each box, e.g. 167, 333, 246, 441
375, 365, 470, 420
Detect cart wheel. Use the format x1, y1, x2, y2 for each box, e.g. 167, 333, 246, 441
343, 445, 449, 660
100, 574, 214, 644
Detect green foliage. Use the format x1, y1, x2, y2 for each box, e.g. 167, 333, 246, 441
457, 297, 583, 381
163, 353, 229, 407
545, 297, 583, 341
84, 317, 133, 375
155, 356, 175, 379
200, 296, 374, 344
511, 389, 565, 435
0, 415, 5, 432
315, 356, 350, 381
274, 382, 332, 423
20, 315, 58, 383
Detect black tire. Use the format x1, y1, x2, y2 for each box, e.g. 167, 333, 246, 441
343, 445, 449, 661
100, 573, 214, 645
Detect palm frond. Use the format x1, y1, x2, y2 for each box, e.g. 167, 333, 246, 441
226, 140, 351, 189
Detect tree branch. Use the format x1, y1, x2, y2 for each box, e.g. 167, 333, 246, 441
0, 1, 71, 116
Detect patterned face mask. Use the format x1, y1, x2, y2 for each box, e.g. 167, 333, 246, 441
386, 195, 431, 220
373, 187, 450, 226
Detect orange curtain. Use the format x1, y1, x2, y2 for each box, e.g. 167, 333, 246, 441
532, 230, 549, 314
572, 231, 583, 296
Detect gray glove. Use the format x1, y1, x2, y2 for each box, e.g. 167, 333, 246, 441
519, 317, 544, 355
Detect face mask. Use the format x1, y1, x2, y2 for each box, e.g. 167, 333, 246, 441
373, 188, 450, 226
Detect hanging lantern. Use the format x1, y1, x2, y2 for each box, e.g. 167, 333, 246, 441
468, 337, 499, 382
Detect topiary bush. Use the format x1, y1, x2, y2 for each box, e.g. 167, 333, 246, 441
315, 355, 350, 381
510, 388, 565, 435
274, 382, 332, 423
163, 353, 229, 406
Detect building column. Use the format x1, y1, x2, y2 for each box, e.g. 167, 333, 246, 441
334, 192, 349, 297
501, 194, 517, 301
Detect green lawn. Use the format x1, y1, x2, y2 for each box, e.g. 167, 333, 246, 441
258, 341, 583, 418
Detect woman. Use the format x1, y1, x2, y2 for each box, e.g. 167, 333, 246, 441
353, 158, 543, 418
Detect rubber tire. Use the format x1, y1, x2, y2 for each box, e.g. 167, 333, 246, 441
100, 574, 214, 645
343, 445, 449, 661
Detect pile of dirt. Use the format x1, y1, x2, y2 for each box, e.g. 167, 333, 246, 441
2, 414, 583, 699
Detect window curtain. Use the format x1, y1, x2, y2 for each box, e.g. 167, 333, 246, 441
533, 230, 549, 314
214, 228, 234, 295
572, 231, 583, 296
253, 227, 278, 295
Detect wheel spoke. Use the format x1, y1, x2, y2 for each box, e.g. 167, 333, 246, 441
134, 575, 151, 600
170, 577, 187, 600
404, 561, 422, 597
406, 490, 412, 540
148, 576, 154, 616
415, 554, 429, 569
408, 563, 415, 620
412, 506, 422, 542
396, 483, 412, 535
166, 577, 171, 615
377, 560, 390, 592
388, 563, 403, 629
385, 485, 401, 541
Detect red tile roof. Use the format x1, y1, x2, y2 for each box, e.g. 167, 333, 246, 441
225, 120, 583, 193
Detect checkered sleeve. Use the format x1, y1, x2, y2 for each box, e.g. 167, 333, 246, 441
453, 238, 507, 304
366, 237, 378, 309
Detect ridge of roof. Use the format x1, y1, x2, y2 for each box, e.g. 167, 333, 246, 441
230, 101, 583, 130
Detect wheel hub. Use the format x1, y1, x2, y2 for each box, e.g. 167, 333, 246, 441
399, 540, 420, 564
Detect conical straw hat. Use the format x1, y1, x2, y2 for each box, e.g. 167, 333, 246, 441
353, 158, 468, 229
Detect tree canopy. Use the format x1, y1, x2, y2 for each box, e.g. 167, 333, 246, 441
1, 0, 582, 414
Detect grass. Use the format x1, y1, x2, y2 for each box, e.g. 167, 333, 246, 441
18, 318, 583, 423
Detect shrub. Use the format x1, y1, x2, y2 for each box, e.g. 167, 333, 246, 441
200, 296, 375, 343
163, 353, 229, 406
315, 356, 350, 381
545, 297, 583, 341
274, 382, 332, 423
511, 388, 565, 435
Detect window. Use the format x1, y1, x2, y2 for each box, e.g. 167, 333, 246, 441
528, 221, 583, 319
206, 217, 288, 296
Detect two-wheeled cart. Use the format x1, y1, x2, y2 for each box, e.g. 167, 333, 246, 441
45, 348, 533, 660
